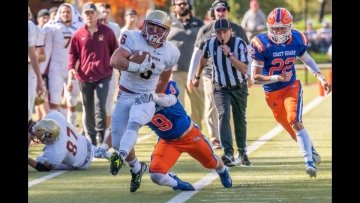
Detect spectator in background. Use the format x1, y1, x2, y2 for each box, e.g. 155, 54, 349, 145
304, 20, 318, 52
316, 20, 332, 53
203, 9, 213, 25
68, 2, 119, 145
120, 9, 140, 36
95, 2, 122, 133
37, 9, 50, 27
49, 7, 58, 23
167, 0, 205, 129
96, 3, 121, 39
241, 0, 266, 40
187, 0, 249, 151
192, 18, 251, 167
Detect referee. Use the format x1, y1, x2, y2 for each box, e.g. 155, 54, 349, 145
192, 18, 250, 167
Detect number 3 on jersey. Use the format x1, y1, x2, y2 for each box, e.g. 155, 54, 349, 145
151, 114, 173, 131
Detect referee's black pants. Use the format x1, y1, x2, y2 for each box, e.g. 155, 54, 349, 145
213, 82, 249, 156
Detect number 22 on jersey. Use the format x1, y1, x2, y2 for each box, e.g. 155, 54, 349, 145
269, 57, 295, 77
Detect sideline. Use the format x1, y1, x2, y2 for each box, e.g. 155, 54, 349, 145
166, 95, 329, 203
28, 133, 154, 188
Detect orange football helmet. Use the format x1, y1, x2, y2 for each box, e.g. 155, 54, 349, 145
266, 7, 293, 44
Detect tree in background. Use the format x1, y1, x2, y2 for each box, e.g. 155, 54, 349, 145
192, 0, 331, 26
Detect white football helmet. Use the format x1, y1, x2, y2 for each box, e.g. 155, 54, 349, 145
33, 119, 61, 144
141, 10, 171, 45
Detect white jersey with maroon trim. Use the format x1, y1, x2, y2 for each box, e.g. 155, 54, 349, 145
36, 111, 94, 169
118, 30, 180, 94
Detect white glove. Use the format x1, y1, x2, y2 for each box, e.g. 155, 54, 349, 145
128, 54, 153, 73
152, 93, 177, 107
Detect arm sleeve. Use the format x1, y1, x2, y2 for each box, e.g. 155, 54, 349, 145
187, 47, 202, 81
298, 51, 321, 75
68, 36, 79, 70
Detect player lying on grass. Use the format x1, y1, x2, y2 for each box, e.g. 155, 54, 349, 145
28, 111, 96, 171
96, 81, 233, 191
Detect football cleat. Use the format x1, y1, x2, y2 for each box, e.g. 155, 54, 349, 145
218, 168, 233, 188
305, 161, 317, 178
311, 146, 321, 165
130, 162, 148, 193
169, 172, 195, 191
221, 154, 236, 167
238, 153, 251, 166
109, 151, 123, 176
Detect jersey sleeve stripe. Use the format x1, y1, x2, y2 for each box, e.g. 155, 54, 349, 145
251, 36, 265, 53
298, 30, 308, 45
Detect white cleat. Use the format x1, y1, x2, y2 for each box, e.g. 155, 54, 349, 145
312, 146, 321, 165
305, 161, 317, 178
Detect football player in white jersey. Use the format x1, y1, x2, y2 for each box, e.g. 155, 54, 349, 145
28, 111, 96, 171
34, 19, 49, 121
109, 10, 180, 193
43, 3, 83, 126
28, 6, 45, 122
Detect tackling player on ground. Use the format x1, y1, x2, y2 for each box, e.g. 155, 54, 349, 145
147, 81, 232, 191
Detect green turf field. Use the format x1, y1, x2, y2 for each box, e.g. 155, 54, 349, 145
29, 84, 331, 203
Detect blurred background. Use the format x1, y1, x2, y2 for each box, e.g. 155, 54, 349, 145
28, 0, 332, 30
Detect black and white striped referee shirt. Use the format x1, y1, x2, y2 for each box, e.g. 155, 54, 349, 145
202, 36, 248, 87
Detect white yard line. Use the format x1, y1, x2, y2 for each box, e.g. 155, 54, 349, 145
167, 95, 329, 203
28, 134, 154, 188
28, 171, 66, 188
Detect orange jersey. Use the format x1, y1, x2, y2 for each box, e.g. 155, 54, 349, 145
149, 124, 218, 174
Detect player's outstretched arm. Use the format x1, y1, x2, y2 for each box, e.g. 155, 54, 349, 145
187, 47, 202, 93
298, 52, 332, 94
28, 157, 53, 172
156, 69, 172, 93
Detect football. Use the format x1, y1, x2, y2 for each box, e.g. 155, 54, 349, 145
129, 50, 155, 79
129, 50, 151, 64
